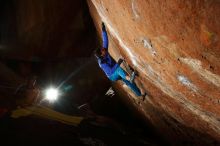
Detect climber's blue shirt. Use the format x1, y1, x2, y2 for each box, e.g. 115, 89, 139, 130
98, 28, 119, 78
98, 53, 119, 78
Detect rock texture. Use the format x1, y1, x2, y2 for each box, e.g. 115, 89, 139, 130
87, 0, 220, 145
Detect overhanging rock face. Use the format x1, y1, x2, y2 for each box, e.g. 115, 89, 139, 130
88, 0, 220, 144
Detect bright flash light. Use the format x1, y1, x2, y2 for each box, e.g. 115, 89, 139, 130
45, 88, 59, 102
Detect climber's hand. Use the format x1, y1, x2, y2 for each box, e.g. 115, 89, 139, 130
102, 22, 106, 31
117, 58, 124, 65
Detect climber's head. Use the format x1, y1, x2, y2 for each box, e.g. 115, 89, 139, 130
94, 48, 107, 59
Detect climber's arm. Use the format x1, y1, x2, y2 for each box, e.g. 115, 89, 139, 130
102, 22, 108, 50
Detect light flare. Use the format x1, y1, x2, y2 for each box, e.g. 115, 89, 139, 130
45, 87, 59, 102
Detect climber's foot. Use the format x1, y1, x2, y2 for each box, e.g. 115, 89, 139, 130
141, 92, 147, 101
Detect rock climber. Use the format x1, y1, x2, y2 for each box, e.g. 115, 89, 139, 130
94, 22, 145, 99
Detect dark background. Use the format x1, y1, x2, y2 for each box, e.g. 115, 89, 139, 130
0, 0, 164, 145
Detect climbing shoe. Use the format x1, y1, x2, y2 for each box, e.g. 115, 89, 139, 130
141, 92, 147, 101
